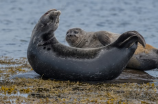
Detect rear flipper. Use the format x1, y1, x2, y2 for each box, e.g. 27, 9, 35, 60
109, 31, 146, 49
127, 49, 158, 70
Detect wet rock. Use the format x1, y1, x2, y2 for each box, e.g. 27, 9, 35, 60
113, 69, 156, 83
9, 71, 41, 79
9, 69, 156, 84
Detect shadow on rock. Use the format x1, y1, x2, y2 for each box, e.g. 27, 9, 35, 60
10, 68, 156, 84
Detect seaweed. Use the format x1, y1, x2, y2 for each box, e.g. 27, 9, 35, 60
0, 56, 158, 103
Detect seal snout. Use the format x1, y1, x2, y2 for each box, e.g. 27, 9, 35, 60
42, 9, 61, 22
44, 9, 61, 16
66, 30, 78, 38
66, 28, 81, 38
66, 31, 79, 44
66, 33, 77, 37
52, 10, 61, 16
66, 34, 78, 43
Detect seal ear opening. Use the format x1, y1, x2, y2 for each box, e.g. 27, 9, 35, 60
109, 31, 146, 49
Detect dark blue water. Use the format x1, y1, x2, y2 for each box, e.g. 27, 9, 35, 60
0, 0, 158, 58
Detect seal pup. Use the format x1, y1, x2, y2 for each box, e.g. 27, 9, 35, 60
27, 9, 145, 81
66, 28, 158, 71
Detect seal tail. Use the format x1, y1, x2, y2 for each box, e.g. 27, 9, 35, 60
110, 31, 146, 49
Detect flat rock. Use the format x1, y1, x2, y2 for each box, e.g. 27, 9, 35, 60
10, 71, 41, 79
112, 69, 156, 83
10, 69, 156, 83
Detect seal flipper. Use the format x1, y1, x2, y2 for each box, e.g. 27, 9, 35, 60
109, 31, 146, 49
94, 32, 111, 46
129, 31, 146, 47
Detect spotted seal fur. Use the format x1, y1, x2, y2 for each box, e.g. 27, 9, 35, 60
27, 9, 145, 81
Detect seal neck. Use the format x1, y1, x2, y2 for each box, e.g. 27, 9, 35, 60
37, 33, 59, 46
40, 32, 54, 41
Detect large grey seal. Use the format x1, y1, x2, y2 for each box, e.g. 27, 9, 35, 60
66, 28, 158, 71
27, 9, 145, 81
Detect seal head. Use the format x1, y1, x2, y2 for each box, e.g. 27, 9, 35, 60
66, 28, 88, 48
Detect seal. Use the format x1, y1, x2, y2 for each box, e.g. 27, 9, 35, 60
66, 28, 158, 70
66, 28, 119, 48
27, 9, 145, 81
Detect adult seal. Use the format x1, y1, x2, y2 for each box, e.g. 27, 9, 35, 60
66, 28, 158, 71
27, 9, 145, 81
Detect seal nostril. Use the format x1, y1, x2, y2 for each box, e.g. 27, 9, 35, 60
67, 34, 72, 37
47, 48, 51, 51
43, 47, 46, 49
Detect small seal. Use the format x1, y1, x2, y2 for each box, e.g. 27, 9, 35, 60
27, 9, 145, 81
66, 28, 158, 70
66, 28, 119, 48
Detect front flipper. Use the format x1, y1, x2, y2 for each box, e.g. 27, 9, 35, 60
94, 32, 111, 46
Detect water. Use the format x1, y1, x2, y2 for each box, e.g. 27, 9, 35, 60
0, 0, 158, 58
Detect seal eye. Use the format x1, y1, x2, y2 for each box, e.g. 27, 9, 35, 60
74, 31, 78, 34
